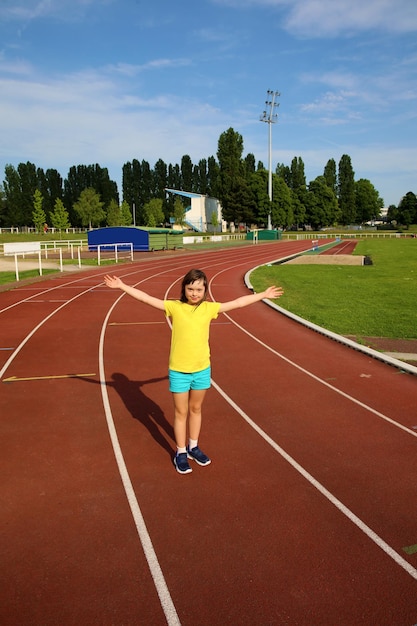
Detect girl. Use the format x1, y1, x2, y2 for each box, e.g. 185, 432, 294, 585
104, 269, 283, 475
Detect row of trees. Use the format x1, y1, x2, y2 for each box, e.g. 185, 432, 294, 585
30, 186, 188, 235
1, 127, 415, 231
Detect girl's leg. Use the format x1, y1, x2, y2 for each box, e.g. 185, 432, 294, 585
186, 388, 211, 466
172, 388, 207, 446
172, 391, 189, 449
188, 388, 207, 441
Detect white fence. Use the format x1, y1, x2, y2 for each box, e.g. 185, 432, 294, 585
3, 242, 45, 281
284, 232, 409, 240
90, 243, 134, 265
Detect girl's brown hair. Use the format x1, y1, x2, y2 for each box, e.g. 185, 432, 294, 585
180, 269, 208, 303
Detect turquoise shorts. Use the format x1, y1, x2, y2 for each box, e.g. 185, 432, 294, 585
169, 366, 211, 393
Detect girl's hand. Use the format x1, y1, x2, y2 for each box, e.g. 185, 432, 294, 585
104, 275, 124, 289
264, 285, 284, 299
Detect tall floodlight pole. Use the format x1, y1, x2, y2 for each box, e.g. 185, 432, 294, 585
260, 90, 280, 229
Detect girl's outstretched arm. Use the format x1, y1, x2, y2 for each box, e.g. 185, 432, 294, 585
219, 285, 283, 314
104, 275, 166, 310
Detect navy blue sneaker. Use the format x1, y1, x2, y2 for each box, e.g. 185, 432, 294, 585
187, 445, 211, 466
174, 452, 192, 474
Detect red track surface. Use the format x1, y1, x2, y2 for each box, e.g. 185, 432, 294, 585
319, 239, 359, 255
1, 240, 417, 626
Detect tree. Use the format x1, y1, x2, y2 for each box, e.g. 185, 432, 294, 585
166, 163, 181, 216
19, 162, 39, 224
249, 169, 270, 225
226, 177, 256, 225
386, 204, 398, 225
338, 155, 356, 224
73, 187, 105, 229
3, 162, 38, 226
123, 159, 141, 223
3, 165, 23, 226
167, 163, 181, 191
306, 176, 339, 229
271, 176, 293, 228
276, 163, 291, 187
397, 192, 417, 226
290, 157, 306, 191
0, 184, 6, 226
290, 189, 306, 229
141, 160, 153, 208
106, 199, 132, 226
288, 157, 307, 227
154, 159, 167, 199
180, 155, 193, 191
37, 166, 63, 219
243, 153, 256, 177
355, 179, 383, 223
106, 199, 121, 226
143, 198, 164, 227
64, 164, 118, 226
210, 210, 219, 233
50, 198, 70, 237
323, 159, 337, 196
197, 159, 208, 194
32, 189, 46, 233
207, 156, 219, 197
216, 128, 246, 223
120, 200, 132, 226
173, 197, 186, 227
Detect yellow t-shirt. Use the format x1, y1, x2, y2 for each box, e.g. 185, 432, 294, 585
164, 300, 221, 373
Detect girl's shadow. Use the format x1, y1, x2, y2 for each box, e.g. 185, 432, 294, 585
80, 372, 174, 456
110, 373, 174, 456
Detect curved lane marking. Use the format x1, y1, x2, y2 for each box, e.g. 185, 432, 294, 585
210, 378, 417, 581
99, 272, 182, 626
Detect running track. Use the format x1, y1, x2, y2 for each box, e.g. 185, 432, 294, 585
1, 240, 416, 626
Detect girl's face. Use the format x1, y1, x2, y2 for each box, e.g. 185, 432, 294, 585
184, 279, 206, 305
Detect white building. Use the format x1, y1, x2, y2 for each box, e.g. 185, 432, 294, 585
165, 189, 225, 233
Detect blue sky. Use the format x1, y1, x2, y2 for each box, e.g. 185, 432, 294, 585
1, 0, 416, 208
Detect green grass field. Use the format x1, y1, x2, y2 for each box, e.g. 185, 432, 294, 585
0, 269, 58, 284
250, 238, 417, 339
0, 232, 87, 245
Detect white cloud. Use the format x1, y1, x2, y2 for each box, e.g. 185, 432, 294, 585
0, 0, 113, 22
285, 0, 417, 37
0, 65, 230, 192
212, 0, 417, 36
0, 55, 32, 75
105, 58, 192, 77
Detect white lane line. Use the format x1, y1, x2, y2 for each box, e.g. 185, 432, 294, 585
0, 274, 98, 313
0, 284, 101, 380
222, 312, 417, 439
109, 321, 165, 326
211, 378, 417, 581
204, 268, 417, 580
207, 267, 417, 439
99, 285, 181, 626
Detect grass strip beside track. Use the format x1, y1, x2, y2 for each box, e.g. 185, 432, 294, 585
0, 269, 57, 284
250, 238, 417, 340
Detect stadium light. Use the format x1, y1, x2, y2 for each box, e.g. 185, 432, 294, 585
260, 90, 280, 230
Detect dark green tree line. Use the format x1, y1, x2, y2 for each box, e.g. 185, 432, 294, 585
2, 127, 413, 231
393, 192, 417, 226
